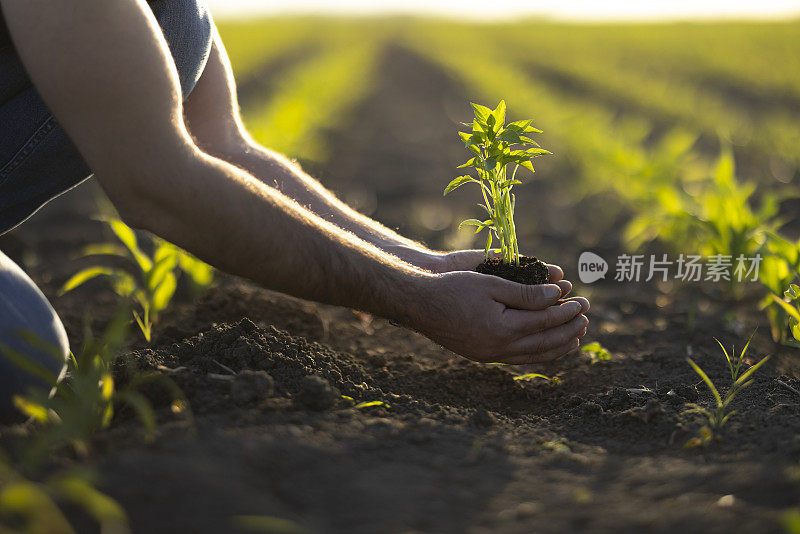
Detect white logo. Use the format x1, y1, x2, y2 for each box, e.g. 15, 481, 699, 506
578, 251, 608, 284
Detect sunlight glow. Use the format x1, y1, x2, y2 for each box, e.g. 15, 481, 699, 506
207, 0, 800, 21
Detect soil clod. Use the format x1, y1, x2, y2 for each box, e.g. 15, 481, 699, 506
295, 375, 340, 411
475, 256, 549, 285
230, 370, 275, 405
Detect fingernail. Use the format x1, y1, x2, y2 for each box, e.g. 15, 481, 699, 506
569, 301, 582, 314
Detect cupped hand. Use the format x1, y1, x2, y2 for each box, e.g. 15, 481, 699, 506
435, 249, 573, 299
410, 270, 589, 364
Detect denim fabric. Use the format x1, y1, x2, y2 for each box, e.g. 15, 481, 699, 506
0, 0, 213, 422
0, 0, 213, 235
0, 250, 69, 423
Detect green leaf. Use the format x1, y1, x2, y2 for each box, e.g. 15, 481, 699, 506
513, 373, 551, 381
179, 253, 214, 288
471, 103, 492, 124
518, 160, 535, 173
147, 249, 178, 293
772, 294, 800, 322
59, 267, 115, 295
108, 219, 152, 272
491, 100, 506, 127
732, 355, 770, 390
686, 358, 722, 407
483, 157, 497, 171
496, 129, 522, 144
0, 481, 76, 534
457, 157, 477, 169
12, 396, 51, 423
444, 175, 477, 195
151, 272, 177, 313
50, 474, 129, 528
524, 148, 552, 156
506, 119, 531, 131
79, 243, 129, 259
458, 219, 486, 230
355, 400, 388, 409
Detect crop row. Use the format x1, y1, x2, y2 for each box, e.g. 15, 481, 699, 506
408, 26, 799, 343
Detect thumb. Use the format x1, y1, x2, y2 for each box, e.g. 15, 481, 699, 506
490, 278, 562, 311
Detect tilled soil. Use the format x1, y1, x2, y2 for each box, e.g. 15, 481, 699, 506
1, 44, 799, 534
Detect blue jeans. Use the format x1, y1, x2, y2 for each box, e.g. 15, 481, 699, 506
0, 0, 212, 422
0, 250, 68, 422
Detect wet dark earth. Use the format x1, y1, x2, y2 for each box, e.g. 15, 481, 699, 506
2, 44, 799, 534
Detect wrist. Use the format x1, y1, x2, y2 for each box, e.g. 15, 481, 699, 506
382, 267, 439, 328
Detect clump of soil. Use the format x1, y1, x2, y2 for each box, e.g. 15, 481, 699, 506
475, 255, 549, 285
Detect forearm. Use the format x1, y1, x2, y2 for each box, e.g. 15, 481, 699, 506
222, 140, 436, 255
118, 149, 434, 320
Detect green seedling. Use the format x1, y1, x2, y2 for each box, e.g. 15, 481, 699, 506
60, 219, 213, 341
685, 332, 770, 447
445, 100, 550, 265
8, 307, 187, 469
513, 373, 560, 385
0, 461, 131, 534
581, 341, 613, 364
626, 143, 780, 295
760, 235, 800, 345
772, 284, 800, 344
354, 400, 389, 409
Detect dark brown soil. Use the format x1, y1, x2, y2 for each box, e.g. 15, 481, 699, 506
1, 43, 799, 534
475, 256, 550, 285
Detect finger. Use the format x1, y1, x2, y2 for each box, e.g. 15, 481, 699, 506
506, 314, 589, 356
559, 296, 589, 313
490, 278, 562, 311
547, 264, 564, 282
503, 300, 583, 336
556, 279, 572, 297
500, 337, 580, 365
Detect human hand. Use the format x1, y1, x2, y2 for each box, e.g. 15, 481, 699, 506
407, 271, 589, 364
388, 247, 574, 298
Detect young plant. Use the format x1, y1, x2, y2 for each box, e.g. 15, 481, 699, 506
8, 306, 187, 470
581, 341, 613, 364
761, 234, 800, 345
684, 332, 770, 447
772, 283, 800, 344
513, 373, 560, 386
60, 219, 213, 341
0, 460, 130, 534
444, 100, 550, 265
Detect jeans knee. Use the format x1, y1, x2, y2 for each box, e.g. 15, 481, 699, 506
0, 251, 69, 423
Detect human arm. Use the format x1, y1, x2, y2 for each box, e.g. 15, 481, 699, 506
180, 32, 512, 274
1, 0, 588, 362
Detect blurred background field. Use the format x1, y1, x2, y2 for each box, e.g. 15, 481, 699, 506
4, 12, 800, 534
218, 17, 800, 259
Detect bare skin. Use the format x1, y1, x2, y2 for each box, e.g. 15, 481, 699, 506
1, 0, 589, 364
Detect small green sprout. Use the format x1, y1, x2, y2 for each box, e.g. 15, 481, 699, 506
581, 341, 613, 364
60, 219, 214, 342
771, 283, 800, 344
513, 373, 560, 385
685, 332, 770, 447
354, 400, 389, 409
445, 100, 551, 265
0, 461, 131, 534
7, 307, 187, 468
